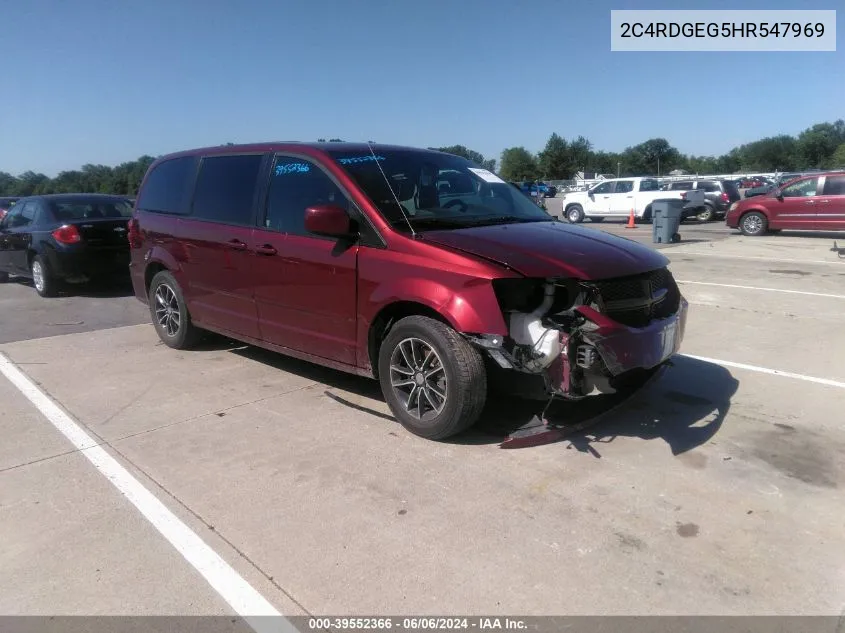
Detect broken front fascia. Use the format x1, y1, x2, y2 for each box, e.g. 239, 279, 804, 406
467, 279, 687, 399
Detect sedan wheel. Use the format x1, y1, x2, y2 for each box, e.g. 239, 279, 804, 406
31, 256, 57, 297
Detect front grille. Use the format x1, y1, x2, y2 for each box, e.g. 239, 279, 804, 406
590, 267, 680, 328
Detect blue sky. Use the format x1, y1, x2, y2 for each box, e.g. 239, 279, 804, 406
1, 0, 842, 176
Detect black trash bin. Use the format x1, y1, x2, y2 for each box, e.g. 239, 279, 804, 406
652, 198, 685, 243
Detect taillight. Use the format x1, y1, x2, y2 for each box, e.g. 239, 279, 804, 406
720, 192, 729, 202
680, 192, 687, 199
127, 218, 142, 248
52, 224, 81, 244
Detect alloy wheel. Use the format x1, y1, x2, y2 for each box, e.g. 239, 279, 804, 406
154, 283, 181, 337
32, 260, 44, 293
742, 214, 763, 235
389, 337, 448, 422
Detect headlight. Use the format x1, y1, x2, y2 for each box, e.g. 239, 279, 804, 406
729, 202, 738, 211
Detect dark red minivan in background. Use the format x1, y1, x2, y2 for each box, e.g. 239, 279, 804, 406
128, 143, 687, 440
726, 171, 845, 236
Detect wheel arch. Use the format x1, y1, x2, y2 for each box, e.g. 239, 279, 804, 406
143, 247, 182, 295
367, 301, 454, 379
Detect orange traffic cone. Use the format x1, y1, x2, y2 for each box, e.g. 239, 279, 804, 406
625, 208, 636, 228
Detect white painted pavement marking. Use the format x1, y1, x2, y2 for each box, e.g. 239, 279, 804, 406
680, 354, 845, 390
668, 251, 845, 266
0, 353, 297, 633
676, 280, 845, 300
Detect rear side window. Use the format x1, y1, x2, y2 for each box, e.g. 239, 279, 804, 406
697, 181, 719, 192
137, 156, 197, 215
639, 179, 659, 191
669, 181, 693, 190
614, 180, 634, 193
822, 175, 845, 196
51, 200, 133, 220
191, 154, 264, 225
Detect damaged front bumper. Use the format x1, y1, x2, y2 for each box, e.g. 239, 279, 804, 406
468, 296, 688, 400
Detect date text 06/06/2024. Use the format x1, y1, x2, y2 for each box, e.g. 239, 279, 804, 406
305, 617, 527, 631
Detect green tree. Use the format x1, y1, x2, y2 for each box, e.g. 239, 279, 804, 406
537, 133, 572, 179
568, 136, 593, 176
431, 145, 496, 171
499, 147, 538, 181
830, 143, 845, 169
622, 138, 682, 176
797, 121, 845, 169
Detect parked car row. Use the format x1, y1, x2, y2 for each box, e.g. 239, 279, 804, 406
559, 177, 695, 223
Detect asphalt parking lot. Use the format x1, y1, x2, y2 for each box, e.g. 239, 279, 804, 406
2, 210, 845, 623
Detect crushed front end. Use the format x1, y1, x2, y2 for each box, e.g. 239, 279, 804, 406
468, 267, 688, 401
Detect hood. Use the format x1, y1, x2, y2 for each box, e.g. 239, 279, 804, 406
420, 221, 669, 279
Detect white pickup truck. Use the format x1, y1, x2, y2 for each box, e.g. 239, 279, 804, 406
559, 177, 686, 224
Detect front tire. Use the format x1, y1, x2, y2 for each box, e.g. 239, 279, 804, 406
32, 255, 58, 297
148, 270, 201, 349
739, 211, 768, 236
566, 205, 585, 223
378, 315, 486, 440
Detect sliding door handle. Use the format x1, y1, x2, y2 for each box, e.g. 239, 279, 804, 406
254, 244, 278, 256
227, 239, 248, 250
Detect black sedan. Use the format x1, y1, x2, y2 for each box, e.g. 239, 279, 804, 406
0, 193, 133, 297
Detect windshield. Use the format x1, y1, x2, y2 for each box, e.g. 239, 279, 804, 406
326, 149, 553, 231
49, 199, 133, 220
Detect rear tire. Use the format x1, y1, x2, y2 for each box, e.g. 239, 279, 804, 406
697, 205, 715, 222
0, 271, 8, 283
148, 270, 201, 349
378, 315, 486, 440
739, 211, 768, 236
566, 205, 585, 223
32, 255, 58, 298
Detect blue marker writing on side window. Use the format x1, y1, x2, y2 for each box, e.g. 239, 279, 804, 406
276, 163, 311, 176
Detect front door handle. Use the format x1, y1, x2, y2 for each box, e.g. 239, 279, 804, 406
819, 200, 831, 204
803, 200, 816, 205
227, 239, 248, 250
254, 244, 278, 256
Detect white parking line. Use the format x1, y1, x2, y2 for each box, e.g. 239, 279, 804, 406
0, 353, 296, 633
670, 252, 845, 266
676, 280, 845, 300
680, 354, 845, 390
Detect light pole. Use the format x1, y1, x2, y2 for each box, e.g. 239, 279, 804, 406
617, 161, 620, 177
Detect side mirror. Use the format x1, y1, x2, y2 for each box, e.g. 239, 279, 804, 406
773, 189, 783, 200
304, 204, 353, 237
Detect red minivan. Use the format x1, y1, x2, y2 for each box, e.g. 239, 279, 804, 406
128, 143, 688, 440
726, 171, 845, 235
